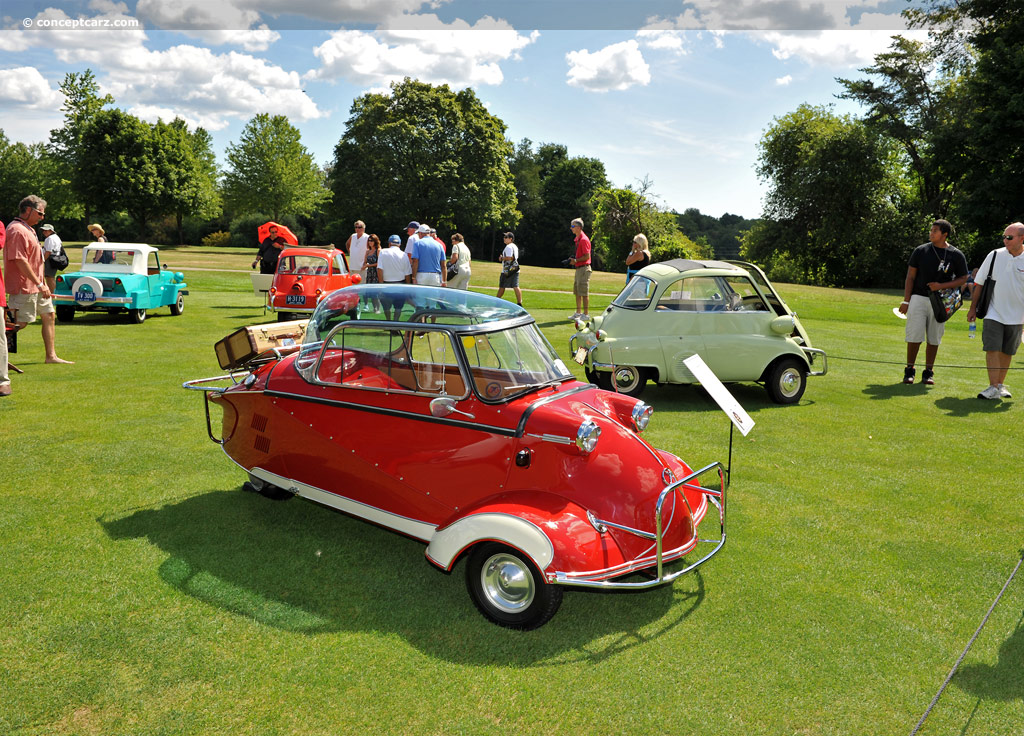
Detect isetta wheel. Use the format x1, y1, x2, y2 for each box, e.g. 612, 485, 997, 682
466, 543, 562, 630
170, 292, 184, 316
766, 357, 806, 405
130, 308, 147, 324
242, 474, 293, 501
611, 365, 648, 397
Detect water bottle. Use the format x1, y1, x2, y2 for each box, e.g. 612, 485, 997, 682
969, 321, 976, 338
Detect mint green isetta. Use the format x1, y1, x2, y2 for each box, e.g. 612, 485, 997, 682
570, 259, 827, 403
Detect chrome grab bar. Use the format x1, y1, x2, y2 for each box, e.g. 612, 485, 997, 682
554, 461, 727, 590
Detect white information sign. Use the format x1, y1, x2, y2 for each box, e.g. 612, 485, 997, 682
683, 354, 755, 436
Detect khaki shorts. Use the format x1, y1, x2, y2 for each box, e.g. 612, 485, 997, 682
573, 265, 592, 297
905, 294, 944, 345
8, 292, 54, 324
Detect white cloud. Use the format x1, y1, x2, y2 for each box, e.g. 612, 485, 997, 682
135, 0, 281, 50
0, 66, 64, 109
566, 40, 650, 93
776, 74, 792, 86
308, 16, 537, 89
757, 29, 921, 68
636, 30, 690, 56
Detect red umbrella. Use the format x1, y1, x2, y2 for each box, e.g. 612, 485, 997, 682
258, 221, 298, 246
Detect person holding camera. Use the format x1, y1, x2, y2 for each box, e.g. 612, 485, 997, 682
626, 233, 651, 282
496, 232, 522, 306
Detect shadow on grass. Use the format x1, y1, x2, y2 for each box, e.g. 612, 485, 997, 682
934, 396, 1014, 417
954, 612, 1024, 701
862, 382, 931, 400
101, 488, 707, 666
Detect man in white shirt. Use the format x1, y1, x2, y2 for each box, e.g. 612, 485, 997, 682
969, 222, 1024, 399
377, 234, 413, 319
496, 231, 522, 306
344, 220, 369, 278
40, 223, 62, 293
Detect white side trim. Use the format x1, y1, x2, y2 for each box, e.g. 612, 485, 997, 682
249, 467, 436, 542
426, 513, 554, 571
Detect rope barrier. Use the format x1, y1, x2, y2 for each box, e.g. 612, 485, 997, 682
830, 355, 1024, 371
909, 550, 1024, 735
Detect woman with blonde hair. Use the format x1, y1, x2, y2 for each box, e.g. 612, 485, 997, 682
625, 233, 651, 282
88, 223, 112, 263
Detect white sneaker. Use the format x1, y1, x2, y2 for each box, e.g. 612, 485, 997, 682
978, 385, 1001, 400
580, 314, 591, 322
569, 312, 581, 320
998, 384, 1012, 398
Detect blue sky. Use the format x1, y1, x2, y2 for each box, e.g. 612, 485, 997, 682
0, 0, 927, 219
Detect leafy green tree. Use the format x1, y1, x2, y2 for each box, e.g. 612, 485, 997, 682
77, 109, 166, 234
224, 113, 330, 221
154, 119, 221, 244
750, 104, 917, 286
0, 131, 48, 217
675, 208, 756, 260
48, 69, 114, 221
330, 78, 518, 245
528, 155, 608, 267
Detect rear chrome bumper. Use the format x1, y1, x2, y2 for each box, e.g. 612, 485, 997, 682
552, 461, 727, 589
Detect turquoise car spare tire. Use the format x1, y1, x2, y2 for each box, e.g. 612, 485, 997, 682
72, 276, 103, 306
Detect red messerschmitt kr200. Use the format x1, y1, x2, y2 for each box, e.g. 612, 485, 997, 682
185, 285, 726, 629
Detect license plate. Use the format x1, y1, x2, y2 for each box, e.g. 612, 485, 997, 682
75, 291, 96, 303
572, 347, 587, 365
285, 295, 306, 305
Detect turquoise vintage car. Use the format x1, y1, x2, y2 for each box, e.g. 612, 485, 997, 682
569, 259, 827, 403
54, 243, 188, 324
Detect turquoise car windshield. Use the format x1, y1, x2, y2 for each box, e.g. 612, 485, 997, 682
611, 275, 657, 310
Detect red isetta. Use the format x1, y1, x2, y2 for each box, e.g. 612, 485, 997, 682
186, 285, 726, 629
268, 247, 360, 318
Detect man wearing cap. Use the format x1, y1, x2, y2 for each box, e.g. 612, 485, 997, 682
409, 224, 446, 287
378, 234, 413, 319
569, 217, 592, 320
404, 221, 421, 258
4, 195, 73, 365
40, 223, 62, 294
496, 231, 523, 306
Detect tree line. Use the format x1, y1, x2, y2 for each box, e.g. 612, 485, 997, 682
744, 0, 1024, 288
0, 73, 748, 272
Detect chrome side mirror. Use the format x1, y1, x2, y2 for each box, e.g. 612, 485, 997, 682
429, 397, 475, 420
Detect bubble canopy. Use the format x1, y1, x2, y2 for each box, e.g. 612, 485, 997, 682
305, 284, 531, 343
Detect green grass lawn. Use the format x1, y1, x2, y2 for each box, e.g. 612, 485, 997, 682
3, 248, 1022, 735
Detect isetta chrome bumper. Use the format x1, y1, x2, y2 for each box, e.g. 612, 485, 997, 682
552, 461, 727, 589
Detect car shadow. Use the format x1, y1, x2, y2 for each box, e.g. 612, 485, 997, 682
954, 611, 1024, 701
100, 488, 707, 666
862, 382, 931, 400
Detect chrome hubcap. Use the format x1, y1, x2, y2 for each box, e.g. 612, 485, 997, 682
481, 553, 534, 613
780, 368, 800, 396
614, 367, 637, 388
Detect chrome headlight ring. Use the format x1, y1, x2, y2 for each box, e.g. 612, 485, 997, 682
631, 401, 653, 432
575, 420, 601, 453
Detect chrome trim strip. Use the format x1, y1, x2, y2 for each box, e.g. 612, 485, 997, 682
514, 384, 595, 435
250, 468, 437, 542
263, 388, 520, 437
525, 432, 573, 445
54, 296, 132, 305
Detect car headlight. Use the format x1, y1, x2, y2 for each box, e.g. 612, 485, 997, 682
575, 420, 601, 453
631, 401, 653, 432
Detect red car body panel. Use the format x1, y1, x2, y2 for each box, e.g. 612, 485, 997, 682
267, 247, 361, 315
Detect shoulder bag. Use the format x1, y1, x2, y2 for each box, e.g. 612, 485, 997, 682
929, 285, 963, 323
50, 246, 69, 271
974, 249, 998, 319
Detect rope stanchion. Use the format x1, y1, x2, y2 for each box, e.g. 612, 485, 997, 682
830, 355, 1024, 371
909, 550, 1024, 735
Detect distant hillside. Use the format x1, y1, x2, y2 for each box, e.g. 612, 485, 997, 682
674, 208, 758, 260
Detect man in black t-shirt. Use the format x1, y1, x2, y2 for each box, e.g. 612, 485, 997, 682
896, 219, 969, 385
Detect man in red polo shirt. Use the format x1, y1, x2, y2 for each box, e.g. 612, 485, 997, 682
5, 195, 73, 366
569, 217, 592, 320
0, 218, 9, 395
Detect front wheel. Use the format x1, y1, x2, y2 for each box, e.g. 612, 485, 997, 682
610, 365, 648, 397
55, 305, 75, 322
766, 357, 807, 404
170, 292, 184, 316
466, 543, 562, 630
130, 308, 147, 324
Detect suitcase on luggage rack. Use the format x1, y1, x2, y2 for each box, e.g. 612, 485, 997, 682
214, 319, 308, 370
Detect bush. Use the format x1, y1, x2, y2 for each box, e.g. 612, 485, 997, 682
201, 231, 232, 248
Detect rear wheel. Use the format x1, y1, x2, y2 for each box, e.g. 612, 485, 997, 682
130, 308, 147, 324
610, 365, 648, 397
55, 305, 75, 322
170, 292, 184, 316
242, 475, 293, 501
466, 543, 562, 630
766, 357, 806, 404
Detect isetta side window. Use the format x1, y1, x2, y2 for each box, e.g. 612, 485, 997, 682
311, 325, 468, 398
722, 276, 769, 312
657, 276, 723, 312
